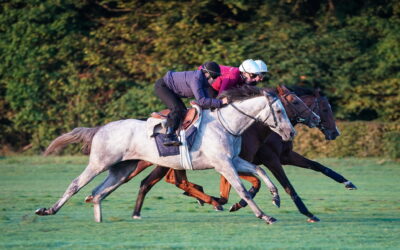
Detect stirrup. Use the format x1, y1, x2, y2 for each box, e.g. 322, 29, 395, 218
163, 134, 181, 146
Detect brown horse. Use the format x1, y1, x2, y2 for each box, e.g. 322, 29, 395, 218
122, 86, 357, 222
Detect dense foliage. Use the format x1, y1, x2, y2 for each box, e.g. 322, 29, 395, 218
1, 0, 399, 153
294, 121, 400, 159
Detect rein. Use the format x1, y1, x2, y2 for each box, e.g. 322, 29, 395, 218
280, 92, 312, 124
217, 95, 279, 136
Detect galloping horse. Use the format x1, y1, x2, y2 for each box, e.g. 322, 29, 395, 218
36, 86, 296, 224
218, 86, 357, 220
83, 86, 321, 219
119, 86, 355, 222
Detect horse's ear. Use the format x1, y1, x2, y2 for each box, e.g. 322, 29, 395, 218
281, 85, 289, 92
277, 85, 285, 96
314, 88, 321, 98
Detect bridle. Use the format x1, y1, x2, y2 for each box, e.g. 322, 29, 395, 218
217, 94, 280, 136
279, 92, 314, 124
304, 94, 331, 131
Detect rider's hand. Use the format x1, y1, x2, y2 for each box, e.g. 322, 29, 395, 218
222, 97, 229, 105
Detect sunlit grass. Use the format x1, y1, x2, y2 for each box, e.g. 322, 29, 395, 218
0, 156, 399, 249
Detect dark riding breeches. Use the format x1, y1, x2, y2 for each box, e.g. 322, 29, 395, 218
154, 78, 186, 131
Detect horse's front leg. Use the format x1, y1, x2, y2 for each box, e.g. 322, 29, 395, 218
215, 161, 276, 224
256, 146, 319, 222
219, 174, 260, 207
227, 174, 261, 212
282, 151, 357, 190
233, 157, 280, 208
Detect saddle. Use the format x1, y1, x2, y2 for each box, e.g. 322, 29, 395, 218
150, 104, 200, 131
147, 103, 202, 167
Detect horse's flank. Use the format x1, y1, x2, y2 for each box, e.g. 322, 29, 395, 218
44, 127, 101, 156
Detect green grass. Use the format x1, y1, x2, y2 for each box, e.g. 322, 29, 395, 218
0, 156, 399, 249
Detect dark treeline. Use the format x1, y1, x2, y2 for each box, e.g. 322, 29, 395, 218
1, 0, 399, 152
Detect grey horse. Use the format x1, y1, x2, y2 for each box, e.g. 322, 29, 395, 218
36, 86, 296, 224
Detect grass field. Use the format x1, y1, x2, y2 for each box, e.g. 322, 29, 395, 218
0, 156, 399, 249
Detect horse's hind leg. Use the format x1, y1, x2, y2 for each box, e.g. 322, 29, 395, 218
35, 162, 105, 216
166, 170, 222, 210
133, 166, 169, 219
90, 160, 138, 222
84, 160, 144, 203
282, 151, 357, 190
126, 160, 154, 182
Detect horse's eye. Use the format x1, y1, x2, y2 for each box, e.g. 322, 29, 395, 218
277, 110, 282, 114
322, 109, 328, 112
293, 101, 299, 105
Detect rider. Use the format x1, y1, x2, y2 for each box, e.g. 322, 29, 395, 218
200, 59, 263, 96
204, 59, 269, 204
254, 59, 269, 83
155, 61, 229, 146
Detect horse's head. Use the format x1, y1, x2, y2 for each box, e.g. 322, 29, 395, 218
262, 90, 296, 141
300, 89, 340, 140
276, 85, 320, 128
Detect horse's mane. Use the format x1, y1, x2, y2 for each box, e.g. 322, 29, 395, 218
286, 85, 325, 97
218, 85, 276, 102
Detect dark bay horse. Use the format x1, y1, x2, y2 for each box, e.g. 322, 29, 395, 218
223, 87, 357, 215
122, 86, 356, 222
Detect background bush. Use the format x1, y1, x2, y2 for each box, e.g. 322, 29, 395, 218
293, 121, 400, 159
1, 0, 399, 156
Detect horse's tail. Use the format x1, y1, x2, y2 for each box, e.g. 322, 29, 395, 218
44, 127, 101, 156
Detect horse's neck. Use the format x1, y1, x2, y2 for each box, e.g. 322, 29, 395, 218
217, 96, 267, 136
300, 95, 316, 109
253, 122, 273, 141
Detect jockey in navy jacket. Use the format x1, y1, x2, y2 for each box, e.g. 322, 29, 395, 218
163, 70, 222, 109
155, 61, 224, 146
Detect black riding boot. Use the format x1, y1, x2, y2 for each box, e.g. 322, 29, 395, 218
163, 127, 181, 146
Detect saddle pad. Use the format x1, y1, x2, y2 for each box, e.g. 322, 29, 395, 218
154, 125, 197, 157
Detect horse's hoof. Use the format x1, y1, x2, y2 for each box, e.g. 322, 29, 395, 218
132, 215, 142, 220
85, 195, 94, 203
214, 205, 224, 211
229, 203, 242, 212
345, 182, 357, 190
197, 199, 205, 206
216, 197, 228, 205
265, 216, 277, 224
307, 216, 320, 223
35, 208, 50, 216
272, 197, 281, 208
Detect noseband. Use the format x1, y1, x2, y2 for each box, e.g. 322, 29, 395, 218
280, 92, 313, 124
217, 95, 279, 136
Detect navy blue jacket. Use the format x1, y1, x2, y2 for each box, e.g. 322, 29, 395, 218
163, 70, 222, 109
